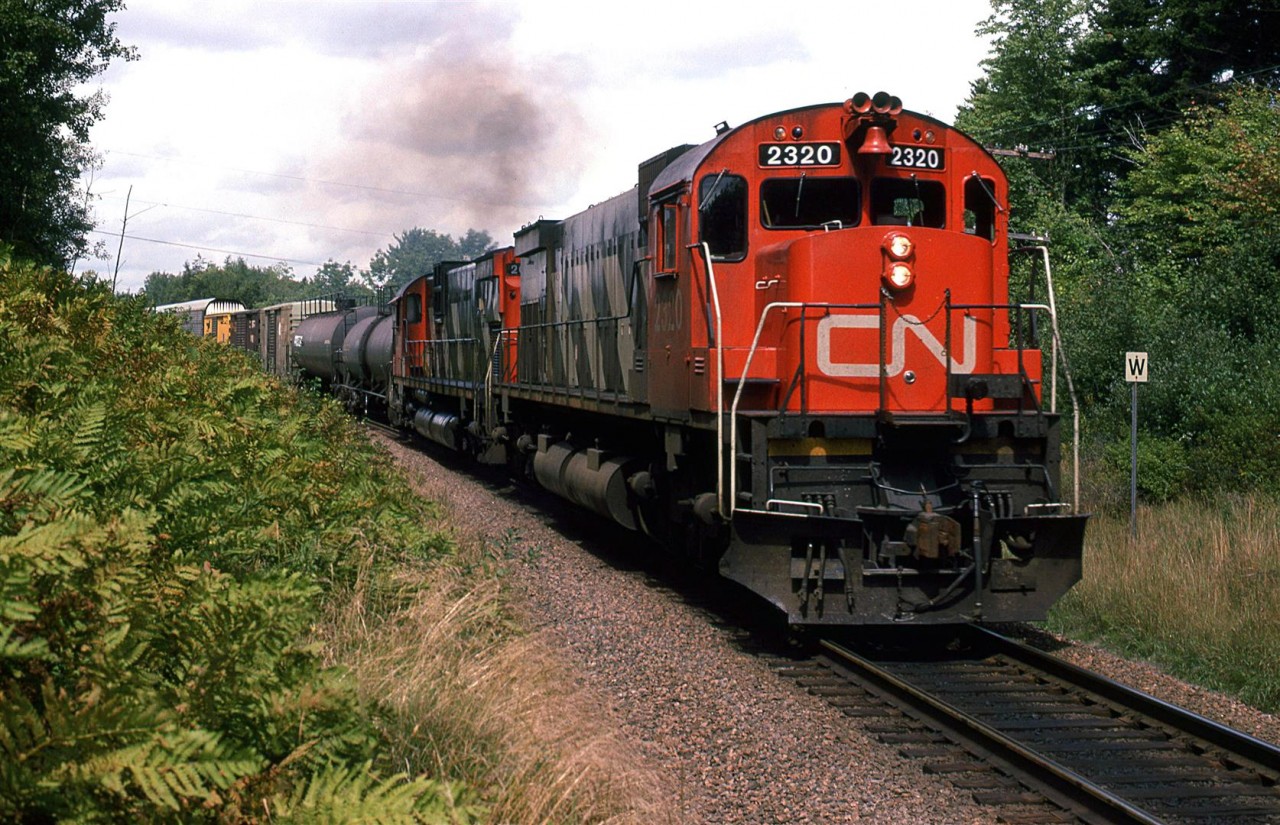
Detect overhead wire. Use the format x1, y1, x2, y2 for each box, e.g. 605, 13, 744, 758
102, 148, 535, 209
93, 194, 398, 240
88, 229, 328, 268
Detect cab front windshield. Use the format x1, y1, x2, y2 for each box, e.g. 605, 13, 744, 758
761, 177, 860, 230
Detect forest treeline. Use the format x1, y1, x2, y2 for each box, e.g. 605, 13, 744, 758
138, 227, 496, 307
956, 0, 1280, 500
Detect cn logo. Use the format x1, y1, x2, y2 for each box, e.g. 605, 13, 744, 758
816, 314, 977, 378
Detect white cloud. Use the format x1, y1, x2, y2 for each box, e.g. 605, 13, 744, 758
86, 0, 994, 293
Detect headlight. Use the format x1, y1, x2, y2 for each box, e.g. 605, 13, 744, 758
885, 232, 913, 260
885, 263, 914, 290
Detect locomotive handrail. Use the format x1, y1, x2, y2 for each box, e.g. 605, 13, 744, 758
411, 335, 483, 386
483, 331, 504, 429
1018, 300, 1080, 512
693, 243, 726, 517
500, 313, 632, 398
1030, 243, 1079, 511
729, 300, 806, 516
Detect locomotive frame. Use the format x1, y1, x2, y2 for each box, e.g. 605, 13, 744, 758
287, 93, 1088, 627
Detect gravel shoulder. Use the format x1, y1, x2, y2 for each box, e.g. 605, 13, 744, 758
377, 433, 1280, 823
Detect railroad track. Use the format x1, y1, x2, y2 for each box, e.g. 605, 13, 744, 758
773, 627, 1280, 824
361, 417, 407, 439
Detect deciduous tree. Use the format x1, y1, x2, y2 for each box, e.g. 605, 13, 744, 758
365, 227, 495, 291
0, 0, 135, 266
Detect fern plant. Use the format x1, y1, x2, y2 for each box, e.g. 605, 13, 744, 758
0, 253, 468, 822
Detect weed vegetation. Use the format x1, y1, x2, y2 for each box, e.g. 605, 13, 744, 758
1049, 474, 1280, 712
0, 252, 672, 822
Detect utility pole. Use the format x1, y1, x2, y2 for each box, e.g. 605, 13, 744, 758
112, 185, 132, 293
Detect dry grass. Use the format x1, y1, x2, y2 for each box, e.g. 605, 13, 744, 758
1049, 493, 1280, 711
317, 440, 681, 825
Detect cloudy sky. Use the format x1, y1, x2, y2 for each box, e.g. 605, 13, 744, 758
85, 0, 996, 293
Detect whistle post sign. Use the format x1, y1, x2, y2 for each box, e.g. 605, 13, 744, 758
1126, 352, 1149, 536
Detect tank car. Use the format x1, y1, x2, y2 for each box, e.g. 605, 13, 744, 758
288, 302, 395, 414
380, 92, 1087, 626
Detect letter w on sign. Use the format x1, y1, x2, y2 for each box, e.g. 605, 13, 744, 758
1125, 351, 1149, 383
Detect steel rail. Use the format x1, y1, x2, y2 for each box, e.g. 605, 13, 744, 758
819, 638, 1164, 825
970, 626, 1280, 775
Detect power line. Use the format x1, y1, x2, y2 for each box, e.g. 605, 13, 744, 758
90, 229, 329, 268
100, 149, 531, 209
94, 195, 398, 240
975, 62, 1280, 147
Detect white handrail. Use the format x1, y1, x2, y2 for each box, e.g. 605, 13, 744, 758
1024, 244, 1082, 512
728, 301, 806, 515
696, 243, 727, 518
1019, 301, 1078, 509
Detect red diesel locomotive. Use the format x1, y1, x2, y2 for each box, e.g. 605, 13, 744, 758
297, 92, 1087, 626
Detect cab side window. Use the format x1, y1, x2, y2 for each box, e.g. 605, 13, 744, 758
964, 176, 997, 241
660, 202, 679, 272
698, 173, 747, 259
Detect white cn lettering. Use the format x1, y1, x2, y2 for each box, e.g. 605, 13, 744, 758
816, 314, 977, 378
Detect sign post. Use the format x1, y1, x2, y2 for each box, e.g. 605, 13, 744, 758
1125, 352, 1149, 537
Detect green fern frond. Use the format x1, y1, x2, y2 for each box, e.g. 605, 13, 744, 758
0, 412, 38, 454
268, 763, 459, 824
0, 625, 48, 660
3, 468, 90, 525
69, 401, 108, 462
0, 558, 38, 623
59, 727, 261, 812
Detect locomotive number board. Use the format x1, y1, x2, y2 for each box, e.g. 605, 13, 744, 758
758, 142, 842, 167
887, 145, 945, 170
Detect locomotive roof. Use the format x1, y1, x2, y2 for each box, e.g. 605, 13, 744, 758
648, 133, 729, 199
647, 102, 982, 198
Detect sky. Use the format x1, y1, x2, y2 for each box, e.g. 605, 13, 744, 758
84, 0, 997, 293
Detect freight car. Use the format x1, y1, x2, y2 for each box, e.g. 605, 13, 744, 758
295, 93, 1088, 627
154, 298, 246, 339
227, 298, 347, 379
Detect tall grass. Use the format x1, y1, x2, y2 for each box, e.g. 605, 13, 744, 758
324, 537, 680, 825
1047, 494, 1280, 711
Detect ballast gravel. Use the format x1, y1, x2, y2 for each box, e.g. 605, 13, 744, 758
377, 434, 1280, 823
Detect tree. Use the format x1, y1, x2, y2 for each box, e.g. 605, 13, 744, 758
1071, 0, 1280, 207
956, 0, 1103, 219
1116, 85, 1280, 267
960, 0, 1280, 220
365, 227, 495, 291
1074, 84, 1280, 496
142, 256, 305, 307
0, 0, 135, 267
312, 259, 357, 293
